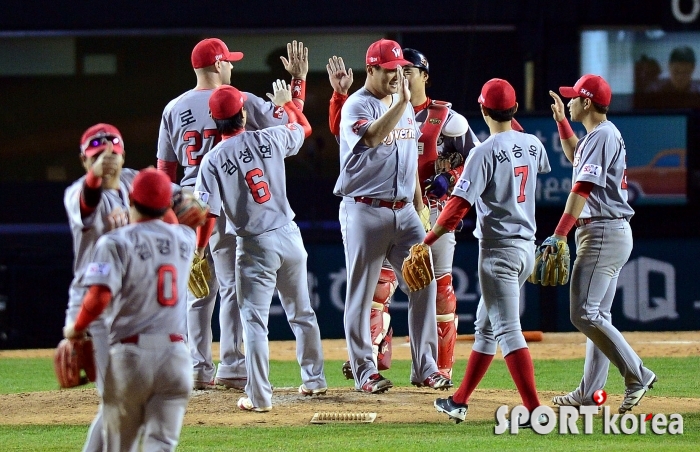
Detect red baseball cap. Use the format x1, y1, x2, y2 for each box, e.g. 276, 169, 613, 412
366, 39, 411, 69
478, 78, 516, 110
130, 168, 172, 211
191, 38, 244, 69
209, 85, 248, 120
80, 123, 124, 157
559, 74, 612, 107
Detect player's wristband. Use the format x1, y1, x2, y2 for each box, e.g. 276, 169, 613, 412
423, 231, 439, 246
557, 118, 575, 140
554, 213, 577, 237
291, 78, 306, 102
74, 285, 112, 331
196, 216, 216, 248
85, 169, 102, 189
331, 91, 348, 102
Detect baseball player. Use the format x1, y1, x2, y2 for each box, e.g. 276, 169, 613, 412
334, 39, 452, 394
156, 38, 309, 390
328, 49, 480, 378
432, 78, 550, 425
64, 168, 196, 451
546, 74, 657, 414
194, 82, 327, 411
63, 123, 135, 452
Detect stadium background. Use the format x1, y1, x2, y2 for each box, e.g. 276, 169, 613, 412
1, 0, 699, 348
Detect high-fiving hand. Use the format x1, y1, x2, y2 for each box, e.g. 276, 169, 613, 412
281, 40, 308, 79
327, 56, 354, 95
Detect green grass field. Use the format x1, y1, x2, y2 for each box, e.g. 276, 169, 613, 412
0, 356, 698, 451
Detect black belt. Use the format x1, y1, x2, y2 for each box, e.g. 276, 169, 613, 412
576, 217, 626, 227
354, 197, 407, 210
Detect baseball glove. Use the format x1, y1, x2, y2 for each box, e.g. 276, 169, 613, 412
528, 236, 570, 286
54, 337, 96, 389
189, 254, 211, 298
173, 191, 209, 229
434, 151, 465, 174
401, 243, 434, 292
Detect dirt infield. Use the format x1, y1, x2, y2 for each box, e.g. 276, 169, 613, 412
1, 331, 698, 427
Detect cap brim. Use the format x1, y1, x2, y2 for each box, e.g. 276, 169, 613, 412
559, 86, 578, 98
378, 59, 412, 69
224, 51, 244, 62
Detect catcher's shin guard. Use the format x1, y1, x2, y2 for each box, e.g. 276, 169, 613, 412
436, 273, 457, 377
370, 267, 397, 370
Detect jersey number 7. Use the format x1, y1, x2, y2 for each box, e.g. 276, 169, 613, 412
514, 165, 529, 203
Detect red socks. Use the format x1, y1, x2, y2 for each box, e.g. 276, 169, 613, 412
451, 350, 494, 404
504, 347, 541, 411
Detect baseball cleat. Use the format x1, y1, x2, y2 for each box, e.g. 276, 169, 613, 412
507, 413, 549, 429
237, 396, 271, 412
193, 379, 216, 390
619, 372, 657, 414
342, 361, 354, 380
299, 384, 328, 396
552, 390, 584, 407
360, 373, 393, 394
215, 377, 247, 391
434, 396, 468, 423
412, 371, 453, 390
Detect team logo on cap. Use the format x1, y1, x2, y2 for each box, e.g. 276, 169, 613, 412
580, 88, 593, 98
392, 47, 401, 57
369, 56, 378, 63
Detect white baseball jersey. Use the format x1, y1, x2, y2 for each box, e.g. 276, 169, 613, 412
82, 220, 196, 344
334, 87, 420, 200
195, 124, 305, 236
452, 130, 550, 240
572, 120, 635, 220
157, 89, 289, 187
63, 169, 138, 319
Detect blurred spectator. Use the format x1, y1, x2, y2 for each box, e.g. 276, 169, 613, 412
635, 46, 700, 109
634, 54, 661, 93
646, 46, 700, 94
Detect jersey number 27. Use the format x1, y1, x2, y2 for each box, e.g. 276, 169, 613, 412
183, 129, 220, 166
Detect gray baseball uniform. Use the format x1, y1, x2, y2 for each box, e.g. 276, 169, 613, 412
82, 220, 195, 451
415, 104, 479, 276
63, 168, 136, 452
566, 120, 654, 403
451, 130, 550, 356
157, 88, 289, 385
195, 122, 326, 409
335, 87, 440, 388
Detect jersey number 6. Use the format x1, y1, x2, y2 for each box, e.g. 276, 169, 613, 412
245, 168, 271, 204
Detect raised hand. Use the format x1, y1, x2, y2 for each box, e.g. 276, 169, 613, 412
266, 79, 292, 107
280, 40, 308, 79
549, 90, 566, 122
327, 56, 354, 95
396, 66, 410, 104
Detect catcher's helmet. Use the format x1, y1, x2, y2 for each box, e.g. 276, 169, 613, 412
402, 48, 429, 74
